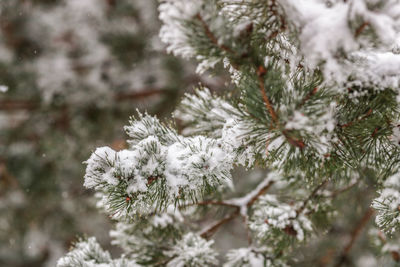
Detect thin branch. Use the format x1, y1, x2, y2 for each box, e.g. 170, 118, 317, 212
256, 65, 278, 124
246, 180, 275, 207
299, 87, 318, 107
355, 21, 369, 38
0, 161, 20, 189
282, 130, 306, 149
195, 14, 234, 54
339, 108, 372, 128
296, 179, 329, 217
334, 208, 375, 267
323, 179, 359, 199
225, 178, 275, 209
195, 177, 275, 240
0, 99, 38, 111
240, 213, 253, 245
255, 66, 306, 149
114, 88, 169, 101
183, 200, 238, 209
199, 209, 239, 239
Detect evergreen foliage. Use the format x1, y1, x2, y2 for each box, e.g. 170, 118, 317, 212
28, 0, 400, 265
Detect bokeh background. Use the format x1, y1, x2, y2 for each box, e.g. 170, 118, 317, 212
0, 0, 227, 266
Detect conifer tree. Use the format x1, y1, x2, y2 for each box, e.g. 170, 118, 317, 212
57, 0, 400, 266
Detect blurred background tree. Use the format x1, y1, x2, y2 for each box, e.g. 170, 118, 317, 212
0, 0, 225, 266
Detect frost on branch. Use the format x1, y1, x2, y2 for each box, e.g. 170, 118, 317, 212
159, 0, 224, 73
175, 88, 262, 166
159, 0, 254, 73
56, 237, 139, 267
281, 0, 400, 83
250, 194, 313, 243
164, 232, 219, 267
84, 113, 233, 218
372, 172, 400, 234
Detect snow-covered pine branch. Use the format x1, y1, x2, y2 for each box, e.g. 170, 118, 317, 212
57, 0, 400, 265
84, 112, 233, 218
57, 237, 140, 267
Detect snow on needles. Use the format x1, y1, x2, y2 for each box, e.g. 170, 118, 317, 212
280, 0, 400, 85
164, 233, 218, 267
372, 172, 400, 234
57, 237, 140, 267
250, 194, 313, 242
84, 113, 233, 218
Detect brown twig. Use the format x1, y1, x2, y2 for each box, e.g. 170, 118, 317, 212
339, 108, 372, 128
195, 14, 234, 54
0, 161, 20, 189
246, 180, 275, 207
296, 179, 329, 217
185, 200, 238, 209
195, 177, 275, 240
256, 65, 278, 124
114, 88, 169, 101
323, 179, 359, 199
334, 208, 375, 267
282, 130, 306, 149
256, 66, 306, 149
355, 22, 369, 38
299, 87, 318, 107
199, 208, 240, 239
0, 99, 38, 111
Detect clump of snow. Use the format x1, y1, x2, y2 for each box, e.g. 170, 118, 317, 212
175, 88, 268, 167
250, 194, 313, 242
165, 232, 218, 267
281, 0, 400, 85
159, 0, 202, 59
84, 113, 234, 217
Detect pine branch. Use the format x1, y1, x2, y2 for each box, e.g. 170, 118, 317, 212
225, 177, 275, 210
299, 87, 318, 107
199, 209, 239, 239
339, 108, 372, 128
187, 200, 238, 209
196, 177, 275, 240
195, 14, 234, 55
323, 179, 359, 199
296, 179, 329, 217
256, 65, 278, 125
0, 99, 38, 110
246, 180, 276, 207
114, 88, 169, 101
